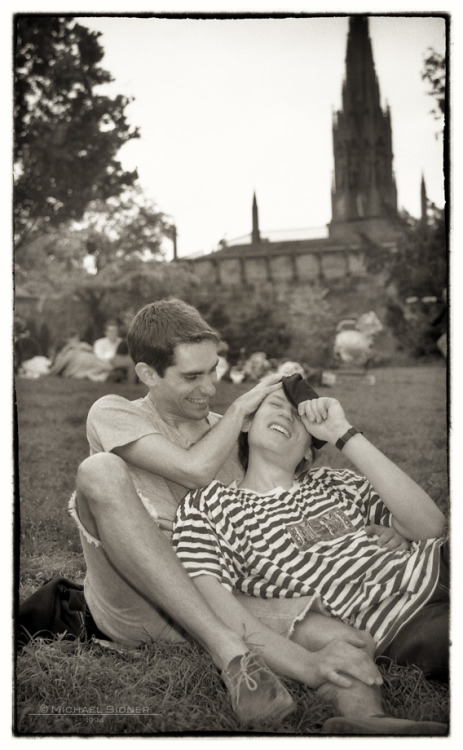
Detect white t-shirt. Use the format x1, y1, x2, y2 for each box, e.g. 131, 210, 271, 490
87, 393, 243, 529
93, 336, 121, 361
72, 393, 243, 645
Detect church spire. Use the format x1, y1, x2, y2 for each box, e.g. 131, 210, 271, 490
252, 191, 261, 244
329, 15, 399, 242
421, 173, 428, 229
343, 15, 381, 114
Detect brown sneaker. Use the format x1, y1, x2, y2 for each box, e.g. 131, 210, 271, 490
221, 651, 295, 724
323, 715, 448, 736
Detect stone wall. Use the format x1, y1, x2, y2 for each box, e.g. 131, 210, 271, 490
180, 245, 369, 287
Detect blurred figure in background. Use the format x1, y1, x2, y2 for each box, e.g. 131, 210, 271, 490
93, 321, 122, 363
49, 330, 113, 382
93, 320, 136, 383
14, 317, 41, 374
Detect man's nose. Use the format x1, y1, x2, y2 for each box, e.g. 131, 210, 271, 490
278, 404, 295, 421
200, 375, 216, 397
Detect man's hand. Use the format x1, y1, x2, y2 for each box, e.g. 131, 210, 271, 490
297, 397, 352, 446
365, 524, 410, 551
232, 374, 283, 419
309, 636, 383, 689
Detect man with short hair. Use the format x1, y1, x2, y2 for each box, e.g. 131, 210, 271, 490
73, 299, 382, 725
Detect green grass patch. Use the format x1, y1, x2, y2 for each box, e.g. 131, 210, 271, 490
14, 366, 449, 735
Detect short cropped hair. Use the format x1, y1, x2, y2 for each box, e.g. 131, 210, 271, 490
127, 298, 219, 376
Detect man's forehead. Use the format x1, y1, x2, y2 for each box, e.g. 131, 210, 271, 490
172, 340, 218, 369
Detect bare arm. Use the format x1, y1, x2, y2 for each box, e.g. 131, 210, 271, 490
298, 397, 445, 541
113, 377, 283, 489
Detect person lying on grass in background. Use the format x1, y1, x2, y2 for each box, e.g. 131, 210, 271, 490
73, 299, 390, 727
172, 375, 448, 735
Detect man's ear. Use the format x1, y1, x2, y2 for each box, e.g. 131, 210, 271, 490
135, 362, 158, 387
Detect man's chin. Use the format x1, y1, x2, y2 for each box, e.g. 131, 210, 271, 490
185, 399, 209, 417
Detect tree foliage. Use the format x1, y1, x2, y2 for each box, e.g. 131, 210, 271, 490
198, 297, 292, 364
21, 257, 201, 350
367, 206, 447, 301
15, 186, 169, 297
422, 48, 446, 126
14, 16, 139, 248
71, 258, 199, 340
81, 187, 169, 272
365, 206, 447, 357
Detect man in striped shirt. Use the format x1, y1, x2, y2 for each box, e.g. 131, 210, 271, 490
173, 376, 448, 735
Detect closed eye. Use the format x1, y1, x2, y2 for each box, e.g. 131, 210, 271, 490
268, 397, 300, 418
183, 362, 218, 381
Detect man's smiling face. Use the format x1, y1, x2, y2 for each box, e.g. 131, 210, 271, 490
153, 340, 219, 420
247, 390, 312, 468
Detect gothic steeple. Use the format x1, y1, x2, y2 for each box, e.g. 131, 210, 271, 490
421, 173, 428, 229
252, 191, 261, 244
329, 16, 399, 242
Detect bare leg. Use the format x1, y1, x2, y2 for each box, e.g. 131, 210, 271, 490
292, 611, 447, 735
76, 453, 247, 670
194, 577, 447, 735
193, 575, 381, 689
292, 612, 383, 716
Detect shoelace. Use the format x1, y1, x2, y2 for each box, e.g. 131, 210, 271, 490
233, 653, 262, 699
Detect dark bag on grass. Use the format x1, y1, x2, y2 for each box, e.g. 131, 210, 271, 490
17, 577, 87, 648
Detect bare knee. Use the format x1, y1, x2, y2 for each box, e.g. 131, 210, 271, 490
347, 627, 375, 657
76, 452, 130, 503
293, 612, 376, 658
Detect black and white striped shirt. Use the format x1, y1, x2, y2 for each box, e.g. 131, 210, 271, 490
172, 467, 443, 651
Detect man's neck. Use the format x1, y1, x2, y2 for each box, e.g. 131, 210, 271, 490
147, 392, 210, 440
239, 456, 296, 494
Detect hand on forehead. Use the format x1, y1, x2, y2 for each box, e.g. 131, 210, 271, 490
259, 388, 297, 413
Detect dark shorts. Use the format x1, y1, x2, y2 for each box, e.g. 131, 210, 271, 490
378, 541, 449, 683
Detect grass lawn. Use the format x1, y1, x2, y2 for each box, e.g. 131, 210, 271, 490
14, 366, 450, 735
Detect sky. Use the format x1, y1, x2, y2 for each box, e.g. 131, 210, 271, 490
77, 12, 447, 260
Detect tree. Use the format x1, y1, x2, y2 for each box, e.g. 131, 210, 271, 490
80, 187, 168, 272
198, 297, 292, 364
365, 206, 447, 357
366, 206, 446, 300
14, 16, 139, 249
422, 48, 446, 125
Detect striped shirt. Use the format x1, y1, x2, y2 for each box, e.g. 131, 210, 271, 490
172, 466, 443, 652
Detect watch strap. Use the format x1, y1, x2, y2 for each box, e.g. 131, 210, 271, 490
335, 427, 363, 451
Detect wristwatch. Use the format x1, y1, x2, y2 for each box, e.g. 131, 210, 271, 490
335, 427, 363, 451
